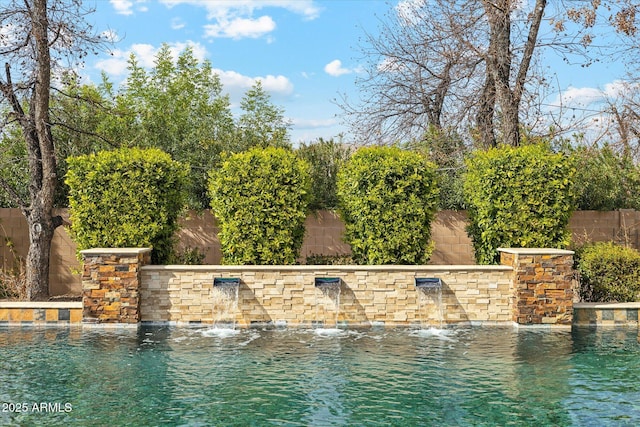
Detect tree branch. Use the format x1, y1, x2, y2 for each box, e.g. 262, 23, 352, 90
0, 176, 27, 208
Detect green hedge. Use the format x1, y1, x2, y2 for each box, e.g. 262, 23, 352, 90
66, 147, 189, 263
208, 147, 310, 264
463, 144, 576, 264
337, 146, 439, 264
576, 242, 640, 302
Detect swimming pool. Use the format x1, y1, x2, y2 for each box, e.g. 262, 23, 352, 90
1, 325, 639, 426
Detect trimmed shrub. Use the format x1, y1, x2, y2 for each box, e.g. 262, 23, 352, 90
66, 147, 189, 264
337, 146, 439, 264
576, 242, 640, 302
209, 147, 311, 265
464, 143, 576, 264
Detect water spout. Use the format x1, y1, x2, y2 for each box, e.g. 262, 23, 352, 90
315, 277, 342, 329
415, 278, 443, 329
212, 277, 240, 330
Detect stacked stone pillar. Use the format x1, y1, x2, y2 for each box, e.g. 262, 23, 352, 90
81, 248, 151, 324
499, 248, 575, 325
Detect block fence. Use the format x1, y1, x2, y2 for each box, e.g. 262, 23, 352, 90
0, 209, 630, 296
80, 247, 575, 327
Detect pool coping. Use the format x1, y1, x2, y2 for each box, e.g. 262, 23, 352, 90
0, 301, 83, 309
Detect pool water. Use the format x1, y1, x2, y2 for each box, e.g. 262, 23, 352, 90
1, 325, 639, 426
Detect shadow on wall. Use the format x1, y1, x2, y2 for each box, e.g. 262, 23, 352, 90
237, 282, 273, 327
338, 284, 369, 326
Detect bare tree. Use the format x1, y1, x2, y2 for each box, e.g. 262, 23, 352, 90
482, 0, 547, 147
341, 0, 617, 148
0, 0, 103, 300
340, 0, 488, 145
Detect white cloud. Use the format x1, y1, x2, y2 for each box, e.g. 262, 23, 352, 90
204, 15, 276, 39
214, 69, 293, 96
553, 81, 629, 107
171, 17, 186, 30
159, 0, 320, 40
110, 0, 148, 16
95, 41, 207, 76
324, 59, 355, 77
160, 0, 321, 20
293, 117, 337, 129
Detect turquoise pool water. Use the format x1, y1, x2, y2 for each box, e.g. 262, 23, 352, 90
1, 325, 639, 426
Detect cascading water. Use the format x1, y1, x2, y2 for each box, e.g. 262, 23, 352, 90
314, 277, 342, 333
210, 278, 240, 334
415, 278, 444, 330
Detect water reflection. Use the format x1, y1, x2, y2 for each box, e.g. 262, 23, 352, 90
1, 326, 640, 426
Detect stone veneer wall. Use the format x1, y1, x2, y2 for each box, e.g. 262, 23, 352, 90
81, 248, 151, 323
499, 248, 575, 325
140, 265, 513, 327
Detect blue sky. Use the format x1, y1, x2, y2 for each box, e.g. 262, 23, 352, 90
84, 0, 629, 145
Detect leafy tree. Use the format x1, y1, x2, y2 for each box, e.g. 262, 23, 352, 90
571, 145, 640, 210
297, 137, 352, 210
66, 147, 189, 264
405, 126, 468, 210
464, 143, 577, 264
234, 80, 291, 151
100, 45, 236, 208
337, 146, 439, 264
0, 0, 103, 299
209, 147, 310, 265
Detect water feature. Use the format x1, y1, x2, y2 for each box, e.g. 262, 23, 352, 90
210, 278, 240, 334
1, 326, 639, 426
415, 277, 444, 329
314, 277, 342, 332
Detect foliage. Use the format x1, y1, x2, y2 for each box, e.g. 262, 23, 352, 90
66, 147, 189, 264
406, 126, 468, 210
337, 146, 439, 264
167, 246, 207, 265
99, 45, 235, 209
576, 242, 640, 302
0, 233, 27, 300
234, 80, 291, 151
209, 147, 311, 265
305, 253, 354, 265
0, 0, 106, 300
0, 123, 29, 208
297, 137, 352, 210
570, 145, 640, 210
463, 143, 577, 264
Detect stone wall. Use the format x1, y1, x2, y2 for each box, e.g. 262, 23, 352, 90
140, 265, 513, 327
499, 248, 575, 325
81, 248, 151, 324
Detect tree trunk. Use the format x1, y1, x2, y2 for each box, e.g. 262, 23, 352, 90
24, 208, 61, 300
23, 0, 61, 300
476, 74, 497, 148
485, 0, 520, 147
